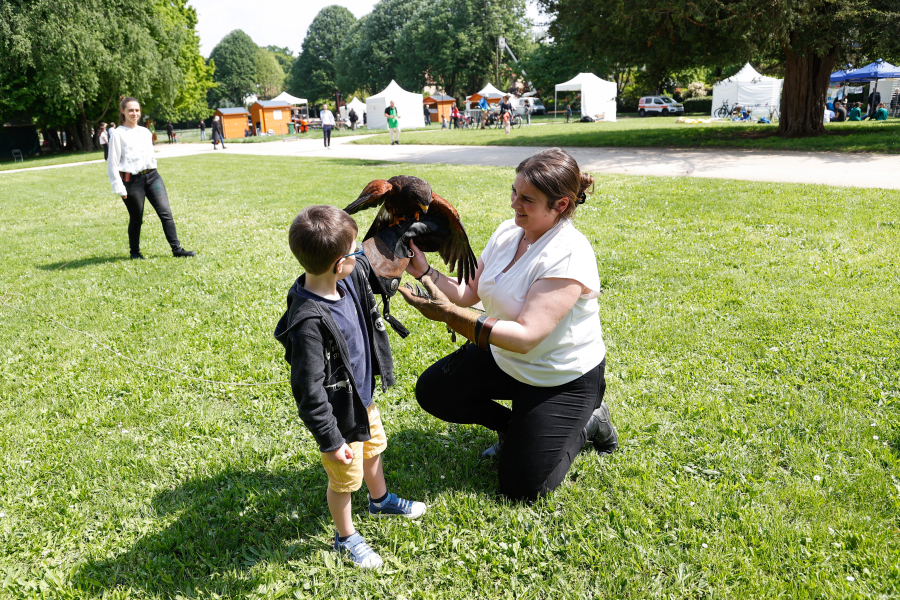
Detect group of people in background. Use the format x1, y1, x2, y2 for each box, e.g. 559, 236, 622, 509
828, 88, 890, 122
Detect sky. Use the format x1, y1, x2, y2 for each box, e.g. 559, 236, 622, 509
188, 0, 546, 57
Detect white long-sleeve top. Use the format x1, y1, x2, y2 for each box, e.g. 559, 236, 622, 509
320, 109, 336, 127
106, 125, 157, 196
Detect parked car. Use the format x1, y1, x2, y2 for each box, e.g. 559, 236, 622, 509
515, 97, 546, 115
638, 96, 684, 117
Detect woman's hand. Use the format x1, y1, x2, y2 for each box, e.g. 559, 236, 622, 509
397, 273, 455, 323
404, 238, 430, 278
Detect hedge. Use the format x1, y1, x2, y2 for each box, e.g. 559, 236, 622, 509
682, 97, 713, 114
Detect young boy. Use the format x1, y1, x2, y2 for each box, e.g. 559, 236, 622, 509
274, 205, 426, 569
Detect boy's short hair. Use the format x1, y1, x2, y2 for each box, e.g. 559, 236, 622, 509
289, 205, 359, 274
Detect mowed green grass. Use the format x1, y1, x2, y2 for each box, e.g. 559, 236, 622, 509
353, 117, 900, 153
1, 155, 899, 598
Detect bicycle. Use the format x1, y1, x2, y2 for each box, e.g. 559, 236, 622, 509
713, 100, 739, 119
510, 113, 523, 129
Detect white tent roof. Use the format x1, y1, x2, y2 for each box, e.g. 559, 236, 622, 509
366, 80, 423, 130
711, 63, 783, 117
340, 97, 367, 120
272, 91, 308, 105
555, 72, 618, 122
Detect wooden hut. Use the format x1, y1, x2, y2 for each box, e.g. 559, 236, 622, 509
250, 100, 292, 135
214, 107, 250, 139
424, 94, 457, 123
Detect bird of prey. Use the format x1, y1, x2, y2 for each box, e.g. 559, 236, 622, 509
344, 175, 477, 284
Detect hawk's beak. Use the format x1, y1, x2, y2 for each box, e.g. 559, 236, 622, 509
418, 202, 429, 213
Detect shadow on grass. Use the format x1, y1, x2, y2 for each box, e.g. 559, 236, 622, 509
73, 429, 499, 595
74, 465, 332, 597
37, 255, 132, 271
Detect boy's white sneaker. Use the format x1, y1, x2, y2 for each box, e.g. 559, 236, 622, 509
368, 492, 427, 519
334, 532, 383, 569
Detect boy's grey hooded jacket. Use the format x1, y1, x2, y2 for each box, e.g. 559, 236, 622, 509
274, 257, 395, 452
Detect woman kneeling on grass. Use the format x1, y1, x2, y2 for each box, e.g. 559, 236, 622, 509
106, 97, 195, 259
398, 148, 617, 502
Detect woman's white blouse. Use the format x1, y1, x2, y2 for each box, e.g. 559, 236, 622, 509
477, 218, 606, 387
106, 125, 158, 196
320, 110, 336, 126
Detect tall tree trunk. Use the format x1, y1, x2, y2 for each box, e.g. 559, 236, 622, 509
777, 48, 836, 138
64, 124, 83, 151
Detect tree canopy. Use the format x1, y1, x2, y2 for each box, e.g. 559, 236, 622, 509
208, 29, 258, 107
289, 5, 357, 104
256, 48, 285, 100
538, 0, 900, 136
0, 0, 213, 150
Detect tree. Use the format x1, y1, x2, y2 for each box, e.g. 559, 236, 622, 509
256, 48, 285, 100
208, 29, 258, 106
539, 0, 900, 137
394, 0, 534, 98
0, 0, 212, 151
265, 45, 295, 74
290, 5, 356, 104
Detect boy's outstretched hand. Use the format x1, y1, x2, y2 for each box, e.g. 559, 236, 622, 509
326, 443, 354, 464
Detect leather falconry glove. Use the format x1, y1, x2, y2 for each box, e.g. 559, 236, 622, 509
362, 216, 446, 298
398, 274, 497, 349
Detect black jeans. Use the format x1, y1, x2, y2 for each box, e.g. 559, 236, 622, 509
121, 170, 183, 255
323, 125, 332, 147
416, 343, 606, 501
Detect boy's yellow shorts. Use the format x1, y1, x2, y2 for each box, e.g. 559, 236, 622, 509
321, 403, 387, 493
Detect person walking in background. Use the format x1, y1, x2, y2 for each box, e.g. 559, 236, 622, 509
363, 111, 367, 128
451, 105, 461, 129
165, 121, 174, 143
106, 97, 196, 259
499, 95, 513, 135
321, 103, 336, 149
478, 97, 489, 129
349, 108, 359, 131
524, 100, 532, 125
211, 115, 226, 149
424, 104, 430, 126
199, 120, 206, 141
98, 123, 109, 160
385, 101, 401, 145
565, 104, 572, 123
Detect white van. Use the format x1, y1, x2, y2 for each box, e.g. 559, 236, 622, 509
513, 97, 546, 115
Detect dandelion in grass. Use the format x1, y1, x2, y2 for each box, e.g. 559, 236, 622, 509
689, 502, 695, 506
874, 435, 879, 440
0, 512, 5, 518
814, 475, 822, 482
846, 576, 855, 582
701, 543, 708, 548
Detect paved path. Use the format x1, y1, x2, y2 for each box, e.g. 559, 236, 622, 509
5, 133, 900, 190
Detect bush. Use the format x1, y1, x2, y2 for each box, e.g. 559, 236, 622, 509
683, 97, 713, 114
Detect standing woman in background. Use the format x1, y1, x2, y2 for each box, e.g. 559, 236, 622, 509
106, 97, 196, 260
98, 123, 109, 160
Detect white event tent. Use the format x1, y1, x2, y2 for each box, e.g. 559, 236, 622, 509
555, 73, 618, 122
711, 64, 783, 117
272, 91, 307, 105
465, 83, 509, 109
366, 81, 423, 130
340, 97, 367, 121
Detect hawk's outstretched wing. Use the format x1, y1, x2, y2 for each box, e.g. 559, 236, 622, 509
344, 179, 395, 214
428, 192, 477, 285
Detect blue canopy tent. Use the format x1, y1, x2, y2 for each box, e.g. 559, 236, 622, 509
830, 60, 900, 116
830, 59, 900, 82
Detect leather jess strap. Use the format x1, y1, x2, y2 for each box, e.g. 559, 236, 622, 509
474, 316, 498, 350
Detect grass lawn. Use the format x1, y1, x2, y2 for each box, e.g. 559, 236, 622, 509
1, 155, 899, 598
353, 116, 900, 153
0, 149, 105, 172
